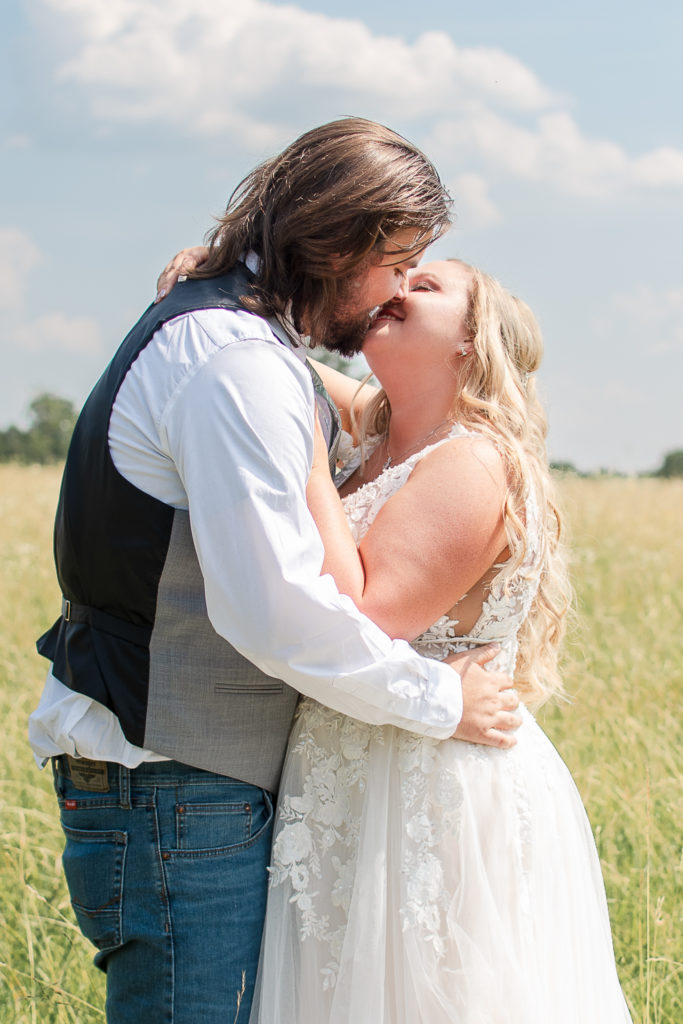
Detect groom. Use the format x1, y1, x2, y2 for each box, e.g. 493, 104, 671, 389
30, 118, 520, 1023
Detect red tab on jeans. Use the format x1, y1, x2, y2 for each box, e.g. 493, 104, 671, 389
64, 799, 78, 809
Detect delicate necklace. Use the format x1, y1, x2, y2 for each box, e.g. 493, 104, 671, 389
382, 418, 455, 471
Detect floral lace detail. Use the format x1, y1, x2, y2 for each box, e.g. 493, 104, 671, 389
395, 731, 466, 956
268, 424, 544, 979
268, 701, 383, 987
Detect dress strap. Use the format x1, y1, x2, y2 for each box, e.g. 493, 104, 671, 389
403, 422, 476, 469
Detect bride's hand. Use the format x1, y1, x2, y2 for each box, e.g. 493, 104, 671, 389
155, 245, 209, 302
447, 645, 521, 748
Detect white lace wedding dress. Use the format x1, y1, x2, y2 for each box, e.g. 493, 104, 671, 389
250, 428, 632, 1023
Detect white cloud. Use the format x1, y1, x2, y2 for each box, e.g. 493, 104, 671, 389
633, 147, 683, 189
41, 0, 558, 131
0, 227, 102, 355
450, 173, 501, 228
37, 0, 683, 201
430, 109, 683, 197
30, 0, 683, 203
14, 311, 103, 354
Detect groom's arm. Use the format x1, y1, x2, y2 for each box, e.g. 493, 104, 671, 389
162, 323, 518, 746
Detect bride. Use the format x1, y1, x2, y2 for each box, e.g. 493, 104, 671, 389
250, 259, 632, 1022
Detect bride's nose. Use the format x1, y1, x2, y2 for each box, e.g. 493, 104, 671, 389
392, 271, 409, 302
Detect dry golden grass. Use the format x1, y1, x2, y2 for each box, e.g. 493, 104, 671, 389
539, 475, 683, 1022
0, 466, 681, 1022
0, 465, 105, 1022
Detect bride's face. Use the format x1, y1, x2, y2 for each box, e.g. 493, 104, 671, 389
363, 260, 473, 380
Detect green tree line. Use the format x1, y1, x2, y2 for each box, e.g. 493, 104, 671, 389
0, 394, 78, 464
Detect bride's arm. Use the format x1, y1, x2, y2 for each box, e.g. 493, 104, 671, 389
308, 359, 379, 435
307, 423, 509, 642
308, 416, 522, 747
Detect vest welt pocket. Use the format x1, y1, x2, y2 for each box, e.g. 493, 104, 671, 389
213, 681, 284, 694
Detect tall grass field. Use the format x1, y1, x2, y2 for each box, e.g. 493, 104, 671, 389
1, 464, 681, 1022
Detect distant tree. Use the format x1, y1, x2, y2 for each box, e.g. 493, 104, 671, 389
26, 394, 78, 460
0, 393, 78, 464
550, 461, 578, 475
655, 449, 683, 478
0, 423, 28, 462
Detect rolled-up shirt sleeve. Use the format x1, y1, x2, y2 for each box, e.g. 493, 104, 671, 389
161, 328, 463, 738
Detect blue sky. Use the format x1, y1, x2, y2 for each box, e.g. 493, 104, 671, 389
3, 0, 682, 472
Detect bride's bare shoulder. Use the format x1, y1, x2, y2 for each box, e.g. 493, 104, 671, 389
413, 433, 507, 493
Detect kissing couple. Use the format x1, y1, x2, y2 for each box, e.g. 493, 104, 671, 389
31, 118, 631, 1022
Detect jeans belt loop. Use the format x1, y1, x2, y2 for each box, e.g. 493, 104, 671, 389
119, 764, 132, 810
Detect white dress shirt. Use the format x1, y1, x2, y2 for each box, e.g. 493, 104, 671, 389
29, 304, 463, 767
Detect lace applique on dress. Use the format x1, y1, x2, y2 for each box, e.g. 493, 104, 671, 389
268, 703, 383, 987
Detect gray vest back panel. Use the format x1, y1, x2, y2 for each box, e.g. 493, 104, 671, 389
145, 512, 299, 792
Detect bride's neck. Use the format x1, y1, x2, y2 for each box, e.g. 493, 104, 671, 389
385, 378, 454, 434
384, 390, 455, 459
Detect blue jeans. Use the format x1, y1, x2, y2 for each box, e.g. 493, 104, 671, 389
52, 756, 274, 1023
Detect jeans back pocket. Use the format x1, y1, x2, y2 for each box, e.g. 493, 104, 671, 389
61, 824, 128, 951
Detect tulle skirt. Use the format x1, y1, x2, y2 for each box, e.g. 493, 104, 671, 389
250, 700, 632, 1023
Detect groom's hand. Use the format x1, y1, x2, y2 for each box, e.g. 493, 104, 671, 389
446, 645, 521, 748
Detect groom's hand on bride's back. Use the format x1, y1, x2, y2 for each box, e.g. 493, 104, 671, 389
447, 645, 521, 748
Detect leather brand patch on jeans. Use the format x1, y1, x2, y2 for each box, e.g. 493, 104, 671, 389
64, 755, 110, 792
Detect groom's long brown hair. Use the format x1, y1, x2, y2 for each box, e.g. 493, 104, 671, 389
190, 117, 452, 345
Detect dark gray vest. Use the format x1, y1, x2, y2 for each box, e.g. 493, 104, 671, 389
37, 265, 340, 792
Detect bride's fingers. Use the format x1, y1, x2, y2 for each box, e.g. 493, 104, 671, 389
155, 245, 209, 302
155, 253, 186, 296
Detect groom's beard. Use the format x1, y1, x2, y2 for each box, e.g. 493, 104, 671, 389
321, 307, 376, 358
320, 271, 379, 357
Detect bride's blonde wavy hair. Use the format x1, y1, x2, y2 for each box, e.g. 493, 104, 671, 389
354, 259, 571, 704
